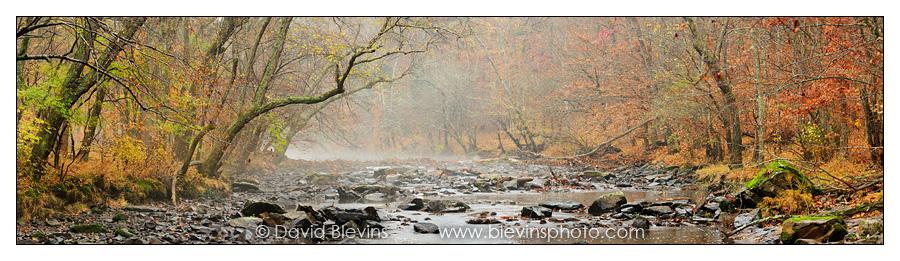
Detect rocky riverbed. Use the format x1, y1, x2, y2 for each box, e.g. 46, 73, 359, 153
15, 159, 883, 244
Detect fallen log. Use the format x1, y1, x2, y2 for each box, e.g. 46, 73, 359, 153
556, 116, 657, 160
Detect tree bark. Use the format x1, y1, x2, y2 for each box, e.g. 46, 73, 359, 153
172, 124, 214, 204
685, 17, 743, 168
28, 17, 146, 177
175, 17, 246, 160
199, 17, 411, 177
75, 86, 106, 161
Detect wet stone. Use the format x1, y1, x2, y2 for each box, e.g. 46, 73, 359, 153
413, 222, 440, 233
539, 201, 584, 211
521, 206, 553, 219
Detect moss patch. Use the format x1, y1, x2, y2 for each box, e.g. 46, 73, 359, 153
789, 216, 840, 222
70, 224, 107, 233
744, 160, 822, 195
112, 213, 126, 222
114, 228, 133, 238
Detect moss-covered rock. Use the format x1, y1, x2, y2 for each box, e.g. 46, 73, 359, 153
31, 232, 47, 240
780, 216, 847, 244
736, 160, 822, 208
112, 213, 126, 222
114, 228, 134, 238
70, 224, 107, 233
588, 191, 627, 216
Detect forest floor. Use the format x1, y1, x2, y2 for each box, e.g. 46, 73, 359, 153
15, 157, 884, 244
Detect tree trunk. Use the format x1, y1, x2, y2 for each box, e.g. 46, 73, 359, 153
28, 17, 145, 178
75, 86, 106, 161
172, 124, 214, 204
685, 17, 742, 168
175, 17, 246, 160
199, 17, 407, 177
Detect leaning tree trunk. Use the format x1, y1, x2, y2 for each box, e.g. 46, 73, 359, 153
26, 18, 146, 178
172, 124, 214, 204
199, 17, 406, 177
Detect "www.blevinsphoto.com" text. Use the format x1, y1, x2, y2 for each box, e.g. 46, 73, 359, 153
438, 225, 645, 242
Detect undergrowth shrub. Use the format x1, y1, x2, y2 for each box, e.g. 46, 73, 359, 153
758, 189, 814, 217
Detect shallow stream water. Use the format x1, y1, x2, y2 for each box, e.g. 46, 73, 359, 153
300, 189, 724, 244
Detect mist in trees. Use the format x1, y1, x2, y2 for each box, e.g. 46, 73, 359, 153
16, 16, 883, 183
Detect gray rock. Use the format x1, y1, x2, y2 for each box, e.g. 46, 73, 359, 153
642, 205, 674, 216
692, 216, 716, 223
336, 187, 362, 201
859, 218, 883, 236
124, 238, 149, 244
400, 198, 425, 211
229, 217, 263, 227
364, 192, 386, 201
733, 209, 760, 229
45, 219, 61, 227
503, 180, 519, 190
539, 201, 584, 211
413, 222, 440, 233
619, 206, 638, 214
632, 216, 651, 229
521, 206, 553, 219
674, 206, 694, 217
320, 206, 381, 225
424, 200, 445, 213
232, 182, 261, 193
240, 199, 286, 217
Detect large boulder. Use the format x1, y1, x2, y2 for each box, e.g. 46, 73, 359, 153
521, 206, 553, 219
736, 161, 823, 208
413, 223, 440, 233
588, 191, 627, 215
240, 199, 286, 217
319, 206, 381, 225
780, 216, 847, 244
539, 201, 584, 211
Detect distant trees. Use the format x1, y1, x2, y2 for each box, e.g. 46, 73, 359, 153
16, 16, 884, 184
